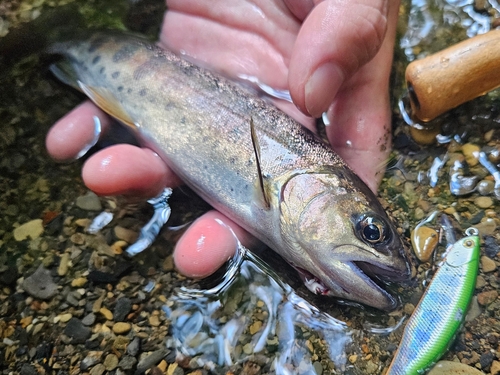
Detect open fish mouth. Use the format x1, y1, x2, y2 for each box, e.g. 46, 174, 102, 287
295, 260, 400, 305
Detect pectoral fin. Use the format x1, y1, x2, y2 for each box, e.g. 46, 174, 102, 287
250, 118, 270, 209
77, 81, 138, 130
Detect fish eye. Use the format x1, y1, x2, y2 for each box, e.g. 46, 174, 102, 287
357, 215, 390, 244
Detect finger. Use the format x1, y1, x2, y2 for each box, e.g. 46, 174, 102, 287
173, 210, 255, 278
82, 144, 179, 198
288, 0, 390, 117
283, 0, 315, 21
46, 101, 111, 161
325, 1, 399, 192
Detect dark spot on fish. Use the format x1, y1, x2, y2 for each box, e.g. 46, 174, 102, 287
111, 71, 120, 79
164, 102, 176, 111
139, 89, 147, 97
180, 117, 186, 124
117, 86, 124, 92
133, 56, 162, 80
112, 44, 139, 63
99, 67, 105, 75
127, 88, 133, 94
92, 55, 101, 65
88, 36, 107, 53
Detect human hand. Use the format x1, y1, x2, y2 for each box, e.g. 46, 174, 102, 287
46, 0, 399, 278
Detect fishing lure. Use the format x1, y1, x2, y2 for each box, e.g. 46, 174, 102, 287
387, 227, 480, 375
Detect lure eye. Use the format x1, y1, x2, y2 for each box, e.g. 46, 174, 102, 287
357, 216, 389, 244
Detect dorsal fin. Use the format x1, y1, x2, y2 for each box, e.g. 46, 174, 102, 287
250, 118, 271, 209
78, 81, 138, 130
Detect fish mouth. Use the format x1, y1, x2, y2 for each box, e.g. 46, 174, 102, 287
295, 259, 403, 310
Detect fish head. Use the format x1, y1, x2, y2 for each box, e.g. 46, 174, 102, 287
278, 168, 412, 311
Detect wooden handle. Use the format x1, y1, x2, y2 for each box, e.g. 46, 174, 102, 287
406, 29, 500, 122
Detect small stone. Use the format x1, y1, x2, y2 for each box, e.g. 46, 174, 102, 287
104, 354, 119, 371
162, 255, 174, 272
465, 297, 482, 322
20, 364, 37, 375
349, 354, 358, 364
490, 360, 500, 375
13, 219, 44, 241
58, 253, 70, 276
462, 143, 480, 166
22, 265, 58, 300
76, 191, 102, 211
480, 255, 496, 273
411, 226, 438, 262
428, 361, 484, 375
243, 343, 253, 355
474, 196, 493, 209
118, 356, 137, 370
99, 307, 113, 321
149, 315, 161, 327
136, 349, 170, 374
113, 322, 132, 334
114, 297, 132, 322
127, 337, 140, 356
89, 363, 106, 375
59, 313, 73, 323
477, 179, 494, 195
82, 313, 96, 326
249, 320, 262, 335
475, 217, 497, 236
81, 351, 103, 370
114, 226, 138, 243
71, 277, 87, 287
477, 290, 498, 306
64, 318, 91, 344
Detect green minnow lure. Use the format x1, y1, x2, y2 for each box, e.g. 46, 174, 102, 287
387, 227, 480, 375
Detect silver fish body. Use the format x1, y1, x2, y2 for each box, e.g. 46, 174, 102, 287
50, 32, 412, 310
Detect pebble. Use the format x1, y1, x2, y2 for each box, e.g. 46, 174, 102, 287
76, 191, 102, 211
491, 360, 500, 375
411, 226, 439, 262
22, 266, 58, 300
249, 320, 263, 335
428, 361, 485, 374
13, 219, 44, 241
480, 256, 497, 273
462, 143, 480, 166
89, 363, 105, 375
114, 226, 138, 243
118, 356, 137, 370
71, 277, 87, 287
63, 318, 91, 344
58, 313, 73, 323
112, 322, 132, 334
477, 180, 494, 195
81, 351, 103, 370
114, 297, 131, 322
58, 253, 70, 276
465, 297, 482, 322
474, 218, 497, 236
127, 337, 141, 356
136, 349, 170, 374
82, 313, 96, 326
477, 290, 498, 306
99, 307, 113, 321
103, 353, 119, 371
149, 315, 161, 327
474, 196, 494, 209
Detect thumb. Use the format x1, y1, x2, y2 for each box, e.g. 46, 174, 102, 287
289, 0, 390, 117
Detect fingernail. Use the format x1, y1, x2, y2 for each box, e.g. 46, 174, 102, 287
305, 63, 343, 117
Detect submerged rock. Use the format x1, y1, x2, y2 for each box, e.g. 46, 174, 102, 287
22, 265, 58, 300
13, 219, 44, 241
428, 361, 485, 374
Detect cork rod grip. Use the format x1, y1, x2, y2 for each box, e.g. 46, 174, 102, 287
406, 29, 500, 122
